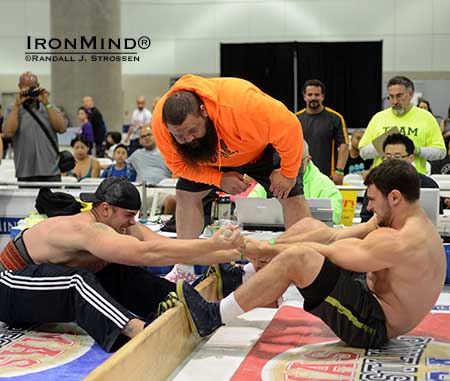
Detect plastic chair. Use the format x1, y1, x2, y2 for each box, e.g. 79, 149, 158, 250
61, 176, 78, 183
148, 178, 177, 218
97, 158, 113, 170
79, 178, 103, 185
343, 173, 364, 186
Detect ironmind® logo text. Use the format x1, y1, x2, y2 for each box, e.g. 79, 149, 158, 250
25, 35, 151, 62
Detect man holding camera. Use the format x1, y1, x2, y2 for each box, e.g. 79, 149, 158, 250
2, 71, 66, 182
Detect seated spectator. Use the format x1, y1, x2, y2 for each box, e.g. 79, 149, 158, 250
418, 98, 433, 112
77, 106, 94, 149
128, 127, 174, 216
125, 96, 151, 156
103, 131, 122, 159
64, 136, 100, 181
418, 98, 442, 125
431, 142, 450, 175
128, 127, 172, 184
361, 133, 441, 222
249, 142, 343, 225
344, 129, 373, 178
440, 105, 450, 147
101, 144, 137, 181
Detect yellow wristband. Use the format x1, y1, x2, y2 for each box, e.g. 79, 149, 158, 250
269, 238, 276, 245
45, 103, 52, 109
239, 250, 244, 261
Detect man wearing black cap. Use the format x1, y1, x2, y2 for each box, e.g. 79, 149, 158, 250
0, 177, 244, 352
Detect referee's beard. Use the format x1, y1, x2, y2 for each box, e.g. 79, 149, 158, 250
172, 117, 218, 167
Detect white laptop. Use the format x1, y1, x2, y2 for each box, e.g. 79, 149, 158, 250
419, 188, 440, 227
234, 197, 333, 231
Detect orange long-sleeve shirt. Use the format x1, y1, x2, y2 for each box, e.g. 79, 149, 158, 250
152, 75, 304, 188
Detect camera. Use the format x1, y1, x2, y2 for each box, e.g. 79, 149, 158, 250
23, 87, 44, 98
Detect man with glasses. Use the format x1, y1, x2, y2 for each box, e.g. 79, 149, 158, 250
360, 133, 440, 222
359, 76, 445, 174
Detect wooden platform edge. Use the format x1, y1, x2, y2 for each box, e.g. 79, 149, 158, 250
83, 276, 218, 381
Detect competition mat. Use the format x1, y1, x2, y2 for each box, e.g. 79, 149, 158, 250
231, 305, 450, 381
0, 322, 111, 380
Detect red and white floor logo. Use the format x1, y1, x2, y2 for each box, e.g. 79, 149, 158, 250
0, 322, 93, 378
262, 337, 450, 381
231, 306, 450, 381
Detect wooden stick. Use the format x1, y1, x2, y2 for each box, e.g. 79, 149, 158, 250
84, 276, 217, 381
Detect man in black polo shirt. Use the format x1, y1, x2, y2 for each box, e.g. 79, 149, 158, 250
296, 79, 349, 184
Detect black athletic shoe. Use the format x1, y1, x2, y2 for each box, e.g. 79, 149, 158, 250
144, 291, 179, 328
177, 280, 223, 337
213, 264, 244, 299
190, 265, 216, 288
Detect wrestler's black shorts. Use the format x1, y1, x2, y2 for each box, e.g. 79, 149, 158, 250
298, 259, 388, 348
176, 145, 304, 197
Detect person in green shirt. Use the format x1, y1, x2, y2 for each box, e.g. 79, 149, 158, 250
359, 76, 445, 174
249, 142, 342, 225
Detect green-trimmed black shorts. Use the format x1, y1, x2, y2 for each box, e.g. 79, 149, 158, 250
176, 145, 304, 197
298, 259, 388, 348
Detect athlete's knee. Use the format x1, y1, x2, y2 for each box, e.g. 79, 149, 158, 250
290, 216, 326, 232
278, 245, 318, 273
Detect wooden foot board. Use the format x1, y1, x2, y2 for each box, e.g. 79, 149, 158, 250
84, 276, 218, 381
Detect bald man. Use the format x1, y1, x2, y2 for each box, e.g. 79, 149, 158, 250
82, 96, 106, 157
3, 71, 66, 182
125, 95, 152, 155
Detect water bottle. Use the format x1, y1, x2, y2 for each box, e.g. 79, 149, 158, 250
217, 195, 231, 220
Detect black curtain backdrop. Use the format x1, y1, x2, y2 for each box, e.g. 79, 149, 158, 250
220, 42, 296, 111
296, 41, 382, 129
220, 41, 382, 130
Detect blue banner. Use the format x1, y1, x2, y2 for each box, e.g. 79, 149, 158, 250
0, 218, 21, 235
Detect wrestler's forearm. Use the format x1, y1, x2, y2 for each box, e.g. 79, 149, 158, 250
188, 249, 241, 265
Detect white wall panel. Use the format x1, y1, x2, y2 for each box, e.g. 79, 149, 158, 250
394, 35, 433, 71
122, 39, 175, 74
395, 0, 433, 35
0, 1, 25, 37
0, 0, 449, 76
122, 3, 175, 39
174, 39, 218, 74
248, 1, 285, 37
24, 0, 50, 37
285, 1, 321, 38
215, 3, 250, 39
432, 35, 450, 71
172, 3, 216, 39
321, 0, 395, 37
433, 0, 450, 34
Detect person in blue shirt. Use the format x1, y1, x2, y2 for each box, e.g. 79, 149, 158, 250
101, 144, 137, 181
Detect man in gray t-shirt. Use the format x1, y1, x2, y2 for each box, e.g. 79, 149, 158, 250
128, 127, 172, 184
296, 79, 349, 185
2, 72, 66, 182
